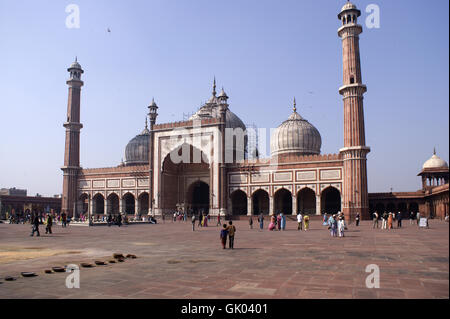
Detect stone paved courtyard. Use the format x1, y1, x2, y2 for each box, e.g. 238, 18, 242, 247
0, 219, 448, 299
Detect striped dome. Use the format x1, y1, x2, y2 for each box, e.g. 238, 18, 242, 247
271, 110, 322, 157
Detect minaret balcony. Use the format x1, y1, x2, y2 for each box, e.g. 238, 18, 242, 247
339, 83, 367, 96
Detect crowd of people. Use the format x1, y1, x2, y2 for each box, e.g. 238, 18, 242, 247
371, 211, 429, 229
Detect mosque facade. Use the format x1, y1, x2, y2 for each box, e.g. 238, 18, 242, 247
60, 2, 449, 222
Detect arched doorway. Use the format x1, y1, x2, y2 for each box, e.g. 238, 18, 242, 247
186, 181, 209, 215
138, 192, 149, 215
93, 194, 104, 215
252, 189, 269, 215
79, 194, 89, 216
321, 187, 341, 214
297, 188, 316, 215
107, 193, 120, 215
230, 190, 247, 215
123, 193, 135, 215
161, 143, 210, 214
274, 188, 292, 215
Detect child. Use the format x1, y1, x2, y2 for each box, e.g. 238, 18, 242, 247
220, 224, 228, 249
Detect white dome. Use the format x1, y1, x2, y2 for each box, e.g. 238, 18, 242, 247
423, 154, 448, 169
271, 110, 322, 157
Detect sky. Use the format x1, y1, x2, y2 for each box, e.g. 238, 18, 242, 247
0, 0, 448, 197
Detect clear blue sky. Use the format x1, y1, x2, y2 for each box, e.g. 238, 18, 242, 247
0, 0, 448, 197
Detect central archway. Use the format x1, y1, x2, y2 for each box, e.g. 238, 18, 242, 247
161, 143, 210, 214
186, 181, 210, 215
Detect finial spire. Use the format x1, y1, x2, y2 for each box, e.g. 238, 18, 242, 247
434, 147, 436, 155
145, 116, 148, 130
75, 56, 77, 62
293, 97, 297, 112
212, 76, 217, 96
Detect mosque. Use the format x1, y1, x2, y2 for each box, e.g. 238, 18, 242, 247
60, 2, 449, 222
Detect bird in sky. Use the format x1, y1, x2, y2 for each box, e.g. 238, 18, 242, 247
107, 28, 111, 33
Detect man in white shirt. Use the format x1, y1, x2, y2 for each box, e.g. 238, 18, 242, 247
297, 212, 303, 231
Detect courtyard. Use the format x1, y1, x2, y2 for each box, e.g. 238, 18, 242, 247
0, 219, 448, 299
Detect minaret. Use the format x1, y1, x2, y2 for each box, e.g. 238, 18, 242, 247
217, 83, 229, 217
338, 2, 371, 221
61, 58, 84, 218
148, 98, 158, 216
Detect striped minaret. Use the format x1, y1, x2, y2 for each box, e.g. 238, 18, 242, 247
338, 2, 371, 221
61, 58, 84, 218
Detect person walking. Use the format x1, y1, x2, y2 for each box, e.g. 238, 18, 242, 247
387, 213, 393, 230
117, 214, 122, 227
220, 224, 228, 249
226, 221, 236, 249
61, 212, 67, 228
355, 213, 360, 227
397, 212, 402, 228
322, 213, 328, 226
258, 214, 264, 230
276, 213, 281, 231
373, 211, 379, 229
409, 211, 414, 225
191, 214, 196, 231
162, 212, 165, 224
304, 215, 310, 231
198, 212, 202, 227
297, 212, 303, 231
281, 213, 286, 231
381, 212, 388, 230
416, 212, 421, 226
329, 214, 337, 237
107, 214, 112, 227
45, 214, 53, 234
217, 214, 221, 227
30, 213, 40, 237
337, 213, 345, 237
269, 214, 276, 231
249, 216, 253, 229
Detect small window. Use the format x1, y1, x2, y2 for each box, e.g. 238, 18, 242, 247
350, 76, 355, 84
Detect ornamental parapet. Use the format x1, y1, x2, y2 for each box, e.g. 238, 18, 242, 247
153, 118, 221, 131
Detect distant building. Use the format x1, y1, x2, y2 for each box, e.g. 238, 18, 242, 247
0, 194, 61, 219
0, 188, 27, 196
369, 150, 449, 219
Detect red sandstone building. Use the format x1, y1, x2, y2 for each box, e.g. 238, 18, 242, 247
61, 2, 448, 221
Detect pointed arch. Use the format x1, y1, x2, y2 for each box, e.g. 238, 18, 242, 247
297, 187, 316, 215
274, 188, 292, 215
320, 186, 341, 214
230, 189, 248, 215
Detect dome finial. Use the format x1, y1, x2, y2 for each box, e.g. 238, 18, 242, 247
434, 147, 436, 155
213, 76, 217, 96
145, 116, 148, 130
293, 97, 297, 113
